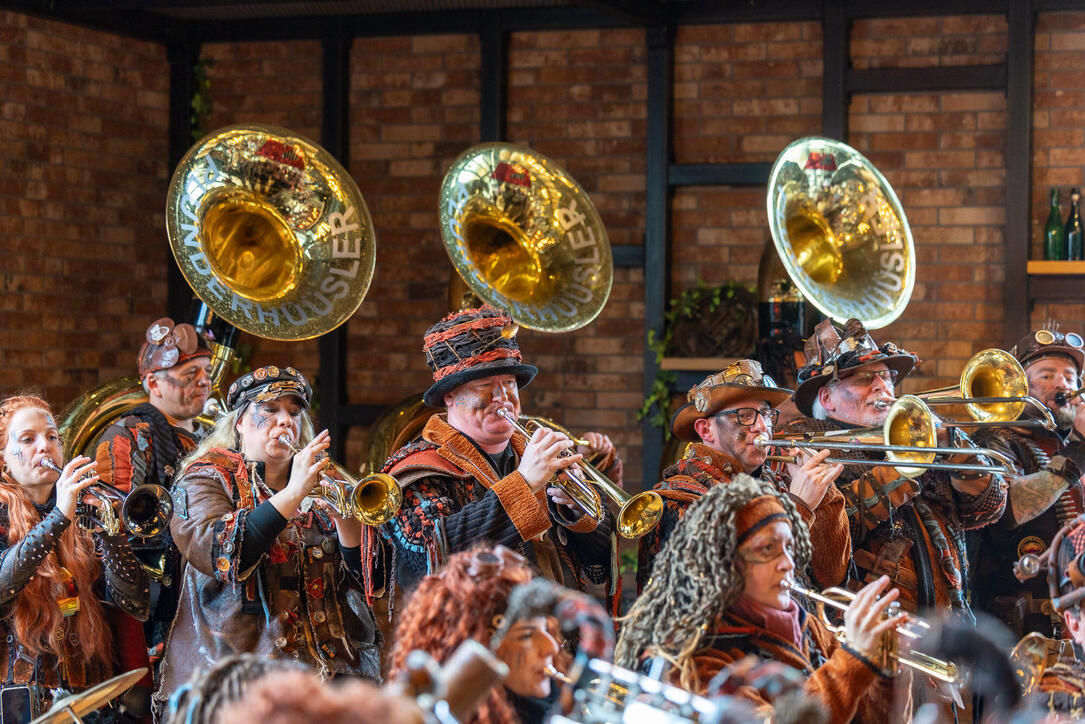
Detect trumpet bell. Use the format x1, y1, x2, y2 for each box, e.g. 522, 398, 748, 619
767, 137, 915, 329
121, 484, 174, 538
350, 473, 403, 527
166, 124, 376, 341
439, 143, 612, 332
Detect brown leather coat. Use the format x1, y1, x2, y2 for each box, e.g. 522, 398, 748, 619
154, 449, 380, 702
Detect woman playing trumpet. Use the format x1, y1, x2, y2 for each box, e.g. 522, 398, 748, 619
616, 474, 902, 723
154, 366, 380, 707
0, 394, 149, 721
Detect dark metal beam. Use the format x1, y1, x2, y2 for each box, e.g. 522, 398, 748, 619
576, 0, 667, 25
642, 23, 673, 486
845, 0, 1008, 16
847, 63, 1007, 93
166, 24, 199, 323
822, 0, 848, 140
318, 22, 352, 460
0, 0, 171, 42
612, 245, 645, 269
479, 16, 508, 143
668, 163, 772, 187
1006, 1, 1033, 346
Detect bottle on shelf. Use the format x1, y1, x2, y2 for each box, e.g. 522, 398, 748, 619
1066, 188, 1083, 261
1044, 188, 1065, 260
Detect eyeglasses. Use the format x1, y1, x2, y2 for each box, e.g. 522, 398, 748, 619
717, 407, 779, 427
1034, 330, 1085, 349
738, 538, 794, 565
843, 369, 898, 387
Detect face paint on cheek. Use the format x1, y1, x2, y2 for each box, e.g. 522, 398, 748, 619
250, 411, 273, 429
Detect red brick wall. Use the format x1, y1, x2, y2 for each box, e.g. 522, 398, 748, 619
507, 28, 648, 471
9, 7, 1085, 479
0, 11, 170, 406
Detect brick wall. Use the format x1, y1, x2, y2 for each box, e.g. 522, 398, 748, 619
0, 11, 170, 407
9, 7, 1085, 480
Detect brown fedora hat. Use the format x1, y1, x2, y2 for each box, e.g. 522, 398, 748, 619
670, 360, 793, 442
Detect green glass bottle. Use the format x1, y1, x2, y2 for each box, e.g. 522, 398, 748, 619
1045, 188, 1066, 260
1067, 188, 1083, 261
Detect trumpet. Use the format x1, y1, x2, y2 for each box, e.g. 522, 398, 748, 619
276, 435, 402, 525
39, 458, 172, 538
756, 394, 1014, 479
495, 408, 663, 540
785, 580, 959, 684
545, 664, 628, 707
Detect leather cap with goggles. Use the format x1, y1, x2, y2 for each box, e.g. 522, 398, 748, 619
1012, 328, 1085, 374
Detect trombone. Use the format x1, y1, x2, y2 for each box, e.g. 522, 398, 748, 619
786, 580, 959, 684
40, 458, 173, 538
495, 409, 664, 540
756, 394, 1014, 479
1055, 388, 1085, 406
914, 348, 1057, 431
277, 435, 402, 526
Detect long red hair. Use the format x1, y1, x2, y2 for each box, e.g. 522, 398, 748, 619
0, 395, 113, 669
390, 546, 533, 724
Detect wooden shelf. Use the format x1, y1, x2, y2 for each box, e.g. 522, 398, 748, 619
1027, 261, 1085, 274
660, 357, 741, 371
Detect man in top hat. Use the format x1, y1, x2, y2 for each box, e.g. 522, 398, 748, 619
367, 306, 620, 604
785, 318, 1007, 616
970, 328, 1085, 638
92, 317, 213, 665
637, 359, 850, 592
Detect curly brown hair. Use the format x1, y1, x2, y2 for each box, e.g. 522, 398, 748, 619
390, 545, 534, 724
614, 473, 812, 691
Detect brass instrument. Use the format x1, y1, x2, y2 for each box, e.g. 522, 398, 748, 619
496, 409, 663, 540
786, 580, 959, 684
767, 137, 914, 329
1010, 632, 1074, 697
547, 657, 723, 724
757, 394, 1014, 479
438, 143, 612, 333
1055, 388, 1085, 406
916, 348, 1057, 431
276, 434, 401, 525
39, 459, 172, 538
545, 665, 627, 707
62, 125, 377, 458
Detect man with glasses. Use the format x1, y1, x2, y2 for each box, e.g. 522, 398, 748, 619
92, 317, 213, 669
785, 318, 1007, 616
970, 328, 1085, 637
637, 359, 850, 591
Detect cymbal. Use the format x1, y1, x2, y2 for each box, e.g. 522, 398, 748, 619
31, 668, 147, 724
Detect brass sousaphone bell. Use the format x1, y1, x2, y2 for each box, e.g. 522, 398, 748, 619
166, 124, 376, 341
438, 143, 612, 332
767, 137, 915, 329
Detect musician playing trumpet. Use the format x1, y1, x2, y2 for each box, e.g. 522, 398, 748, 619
0, 395, 149, 722
971, 328, 1085, 638
369, 306, 619, 605
637, 359, 850, 592
617, 475, 900, 723
154, 365, 381, 707
784, 318, 1007, 616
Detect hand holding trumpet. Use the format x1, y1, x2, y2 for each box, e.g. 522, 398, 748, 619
783, 447, 843, 510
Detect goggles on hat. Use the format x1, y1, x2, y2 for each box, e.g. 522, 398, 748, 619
1033, 329, 1085, 349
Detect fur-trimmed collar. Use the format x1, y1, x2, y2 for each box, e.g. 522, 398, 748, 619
421, 414, 527, 489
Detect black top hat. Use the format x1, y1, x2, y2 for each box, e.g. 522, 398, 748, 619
422, 306, 538, 408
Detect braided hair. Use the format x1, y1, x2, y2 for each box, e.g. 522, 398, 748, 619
614, 473, 812, 691
160, 654, 308, 724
